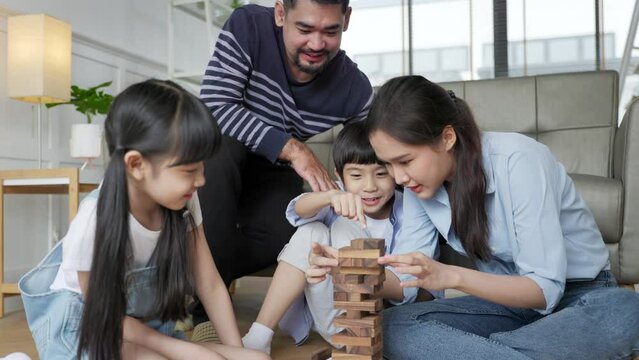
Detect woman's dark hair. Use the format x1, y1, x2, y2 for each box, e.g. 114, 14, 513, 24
77, 79, 221, 360
365, 75, 490, 262
333, 121, 383, 179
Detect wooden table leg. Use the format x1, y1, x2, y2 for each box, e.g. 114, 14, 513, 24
1, 181, 5, 318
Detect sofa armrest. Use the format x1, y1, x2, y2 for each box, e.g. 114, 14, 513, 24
569, 174, 623, 244
613, 98, 639, 284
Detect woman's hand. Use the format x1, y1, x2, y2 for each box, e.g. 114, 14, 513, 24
328, 191, 366, 228
378, 252, 460, 290
306, 242, 339, 284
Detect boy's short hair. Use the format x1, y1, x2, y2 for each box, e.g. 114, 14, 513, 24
333, 121, 383, 179
283, 0, 350, 14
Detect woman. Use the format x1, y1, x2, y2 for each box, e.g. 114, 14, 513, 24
308, 75, 639, 359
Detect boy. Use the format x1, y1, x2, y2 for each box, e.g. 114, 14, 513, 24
242, 122, 425, 354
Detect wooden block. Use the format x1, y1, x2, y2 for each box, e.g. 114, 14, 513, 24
351, 238, 385, 251
333, 313, 381, 329
346, 309, 365, 319
334, 282, 380, 294
346, 325, 381, 337
338, 248, 382, 259
339, 266, 383, 275
311, 347, 332, 360
333, 273, 364, 284
334, 292, 349, 301
339, 257, 355, 267
332, 350, 383, 360
332, 331, 380, 347
346, 341, 383, 355
334, 298, 383, 312
348, 293, 365, 302
363, 274, 385, 286
351, 258, 381, 268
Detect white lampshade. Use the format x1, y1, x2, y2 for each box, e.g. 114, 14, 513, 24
7, 14, 71, 104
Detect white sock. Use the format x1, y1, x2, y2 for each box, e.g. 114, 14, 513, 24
242, 322, 274, 355
2, 353, 32, 360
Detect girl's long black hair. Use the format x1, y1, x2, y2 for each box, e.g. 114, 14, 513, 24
365, 75, 491, 262
77, 79, 221, 360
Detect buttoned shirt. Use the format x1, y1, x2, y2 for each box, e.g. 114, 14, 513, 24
398, 132, 609, 314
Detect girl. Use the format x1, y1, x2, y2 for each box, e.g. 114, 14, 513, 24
19, 80, 270, 360
310, 75, 639, 359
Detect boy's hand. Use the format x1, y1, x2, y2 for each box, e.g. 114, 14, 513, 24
328, 190, 367, 228
306, 242, 338, 284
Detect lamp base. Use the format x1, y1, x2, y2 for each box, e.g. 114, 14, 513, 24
37, 103, 43, 168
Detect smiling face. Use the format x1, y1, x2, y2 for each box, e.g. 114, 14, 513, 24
340, 162, 396, 219
142, 158, 205, 211
369, 129, 457, 200
275, 0, 351, 83
127, 152, 206, 214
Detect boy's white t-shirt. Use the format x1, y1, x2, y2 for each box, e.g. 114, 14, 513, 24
49, 191, 203, 294
364, 216, 391, 240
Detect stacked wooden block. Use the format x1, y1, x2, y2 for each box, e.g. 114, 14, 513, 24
331, 238, 385, 360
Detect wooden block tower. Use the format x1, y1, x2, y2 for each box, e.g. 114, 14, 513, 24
331, 238, 385, 360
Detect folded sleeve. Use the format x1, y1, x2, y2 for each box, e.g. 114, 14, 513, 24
60, 196, 99, 272
507, 147, 567, 314
285, 193, 337, 227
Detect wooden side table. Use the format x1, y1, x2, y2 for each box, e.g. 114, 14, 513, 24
0, 168, 100, 317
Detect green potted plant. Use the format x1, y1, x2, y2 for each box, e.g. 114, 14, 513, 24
230, 0, 243, 9
46, 82, 113, 161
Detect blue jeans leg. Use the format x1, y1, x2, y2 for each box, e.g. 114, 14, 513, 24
384, 270, 639, 360
491, 287, 639, 360
383, 296, 535, 360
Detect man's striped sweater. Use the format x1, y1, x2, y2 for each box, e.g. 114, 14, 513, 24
200, 4, 374, 163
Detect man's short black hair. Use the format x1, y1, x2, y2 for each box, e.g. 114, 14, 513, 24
333, 121, 383, 179
283, 0, 350, 14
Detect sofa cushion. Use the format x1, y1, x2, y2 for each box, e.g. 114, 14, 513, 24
536, 72, 617, 177
463, 77, 537, 135
539, 127, 615, 177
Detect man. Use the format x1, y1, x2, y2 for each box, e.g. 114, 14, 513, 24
192, 0, 373, 327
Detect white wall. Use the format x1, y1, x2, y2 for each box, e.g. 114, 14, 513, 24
0, 1, 213, 312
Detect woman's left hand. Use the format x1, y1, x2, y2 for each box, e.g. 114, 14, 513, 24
378, 252, 459, 290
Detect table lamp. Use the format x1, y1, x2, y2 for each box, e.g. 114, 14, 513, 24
7, 14, 72, 168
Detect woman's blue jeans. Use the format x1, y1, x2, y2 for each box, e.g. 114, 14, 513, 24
19, 241, 184, 360
383, 270, 639, 360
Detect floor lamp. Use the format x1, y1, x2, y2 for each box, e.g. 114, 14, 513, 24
7, 14, 71, 168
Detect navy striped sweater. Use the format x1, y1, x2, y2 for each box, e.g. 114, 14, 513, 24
200, 5, 374, 163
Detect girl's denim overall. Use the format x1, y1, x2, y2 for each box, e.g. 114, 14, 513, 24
19, 241, 185, 359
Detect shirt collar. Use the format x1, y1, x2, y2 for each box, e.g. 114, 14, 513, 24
429, 138, 495, 202
390, 189, 403, 223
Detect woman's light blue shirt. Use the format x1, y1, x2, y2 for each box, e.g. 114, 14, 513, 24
397, 132, 609, 314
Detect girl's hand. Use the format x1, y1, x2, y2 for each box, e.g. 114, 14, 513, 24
328, 191, 366, 228
306, 242, 338, 284
378, 252, 460, 291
